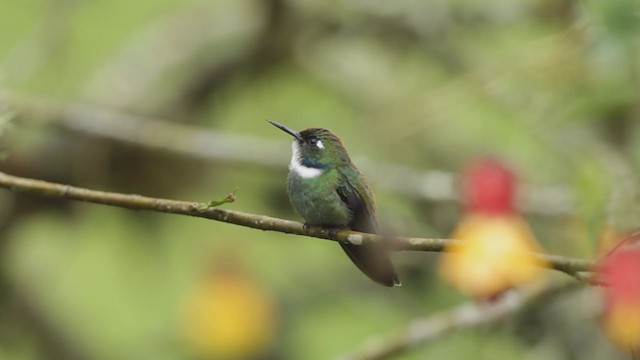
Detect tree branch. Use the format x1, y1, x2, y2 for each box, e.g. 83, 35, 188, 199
0, 171, 594, 277
337, 282, 584, 360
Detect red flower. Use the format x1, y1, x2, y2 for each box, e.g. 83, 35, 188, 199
462, 157, 516, 215
598, 236, 640, 350
439, 158, 548, 298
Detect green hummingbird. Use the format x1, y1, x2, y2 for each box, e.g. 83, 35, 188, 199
268, 120, 400, 287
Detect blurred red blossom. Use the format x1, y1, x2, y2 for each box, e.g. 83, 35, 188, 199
439, 158, 548, 298
597, 233, 640, 351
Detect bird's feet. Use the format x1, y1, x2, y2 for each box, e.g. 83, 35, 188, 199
303, 223, 344, 238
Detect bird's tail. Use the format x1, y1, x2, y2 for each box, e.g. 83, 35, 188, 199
339, 243, 400, 287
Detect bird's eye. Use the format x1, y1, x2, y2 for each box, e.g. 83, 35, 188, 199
307, 137, 324, 149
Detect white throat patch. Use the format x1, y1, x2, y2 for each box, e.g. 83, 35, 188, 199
290, 141, 324, 178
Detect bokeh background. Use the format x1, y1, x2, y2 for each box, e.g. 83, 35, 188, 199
1, 0, 639, 359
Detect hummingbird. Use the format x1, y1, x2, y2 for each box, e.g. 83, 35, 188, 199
268, 120, 400, 287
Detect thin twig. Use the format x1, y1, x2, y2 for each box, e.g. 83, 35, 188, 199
337, 282, 584, 360
0, 171, 594, 277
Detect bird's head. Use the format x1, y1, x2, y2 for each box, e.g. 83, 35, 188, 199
268, 120, 351, 169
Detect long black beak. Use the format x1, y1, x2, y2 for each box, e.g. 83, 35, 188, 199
267, 120, 303, 141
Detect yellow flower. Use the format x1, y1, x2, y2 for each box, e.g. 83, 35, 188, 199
182, 269, 278, 359
439, 214, 548, 298
603, 300, 640, 350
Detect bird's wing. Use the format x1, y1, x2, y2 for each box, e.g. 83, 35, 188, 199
335, 169, 377, 233
336, 166, 399, 287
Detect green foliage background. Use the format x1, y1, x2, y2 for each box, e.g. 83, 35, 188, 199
1, 0, 639, 359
